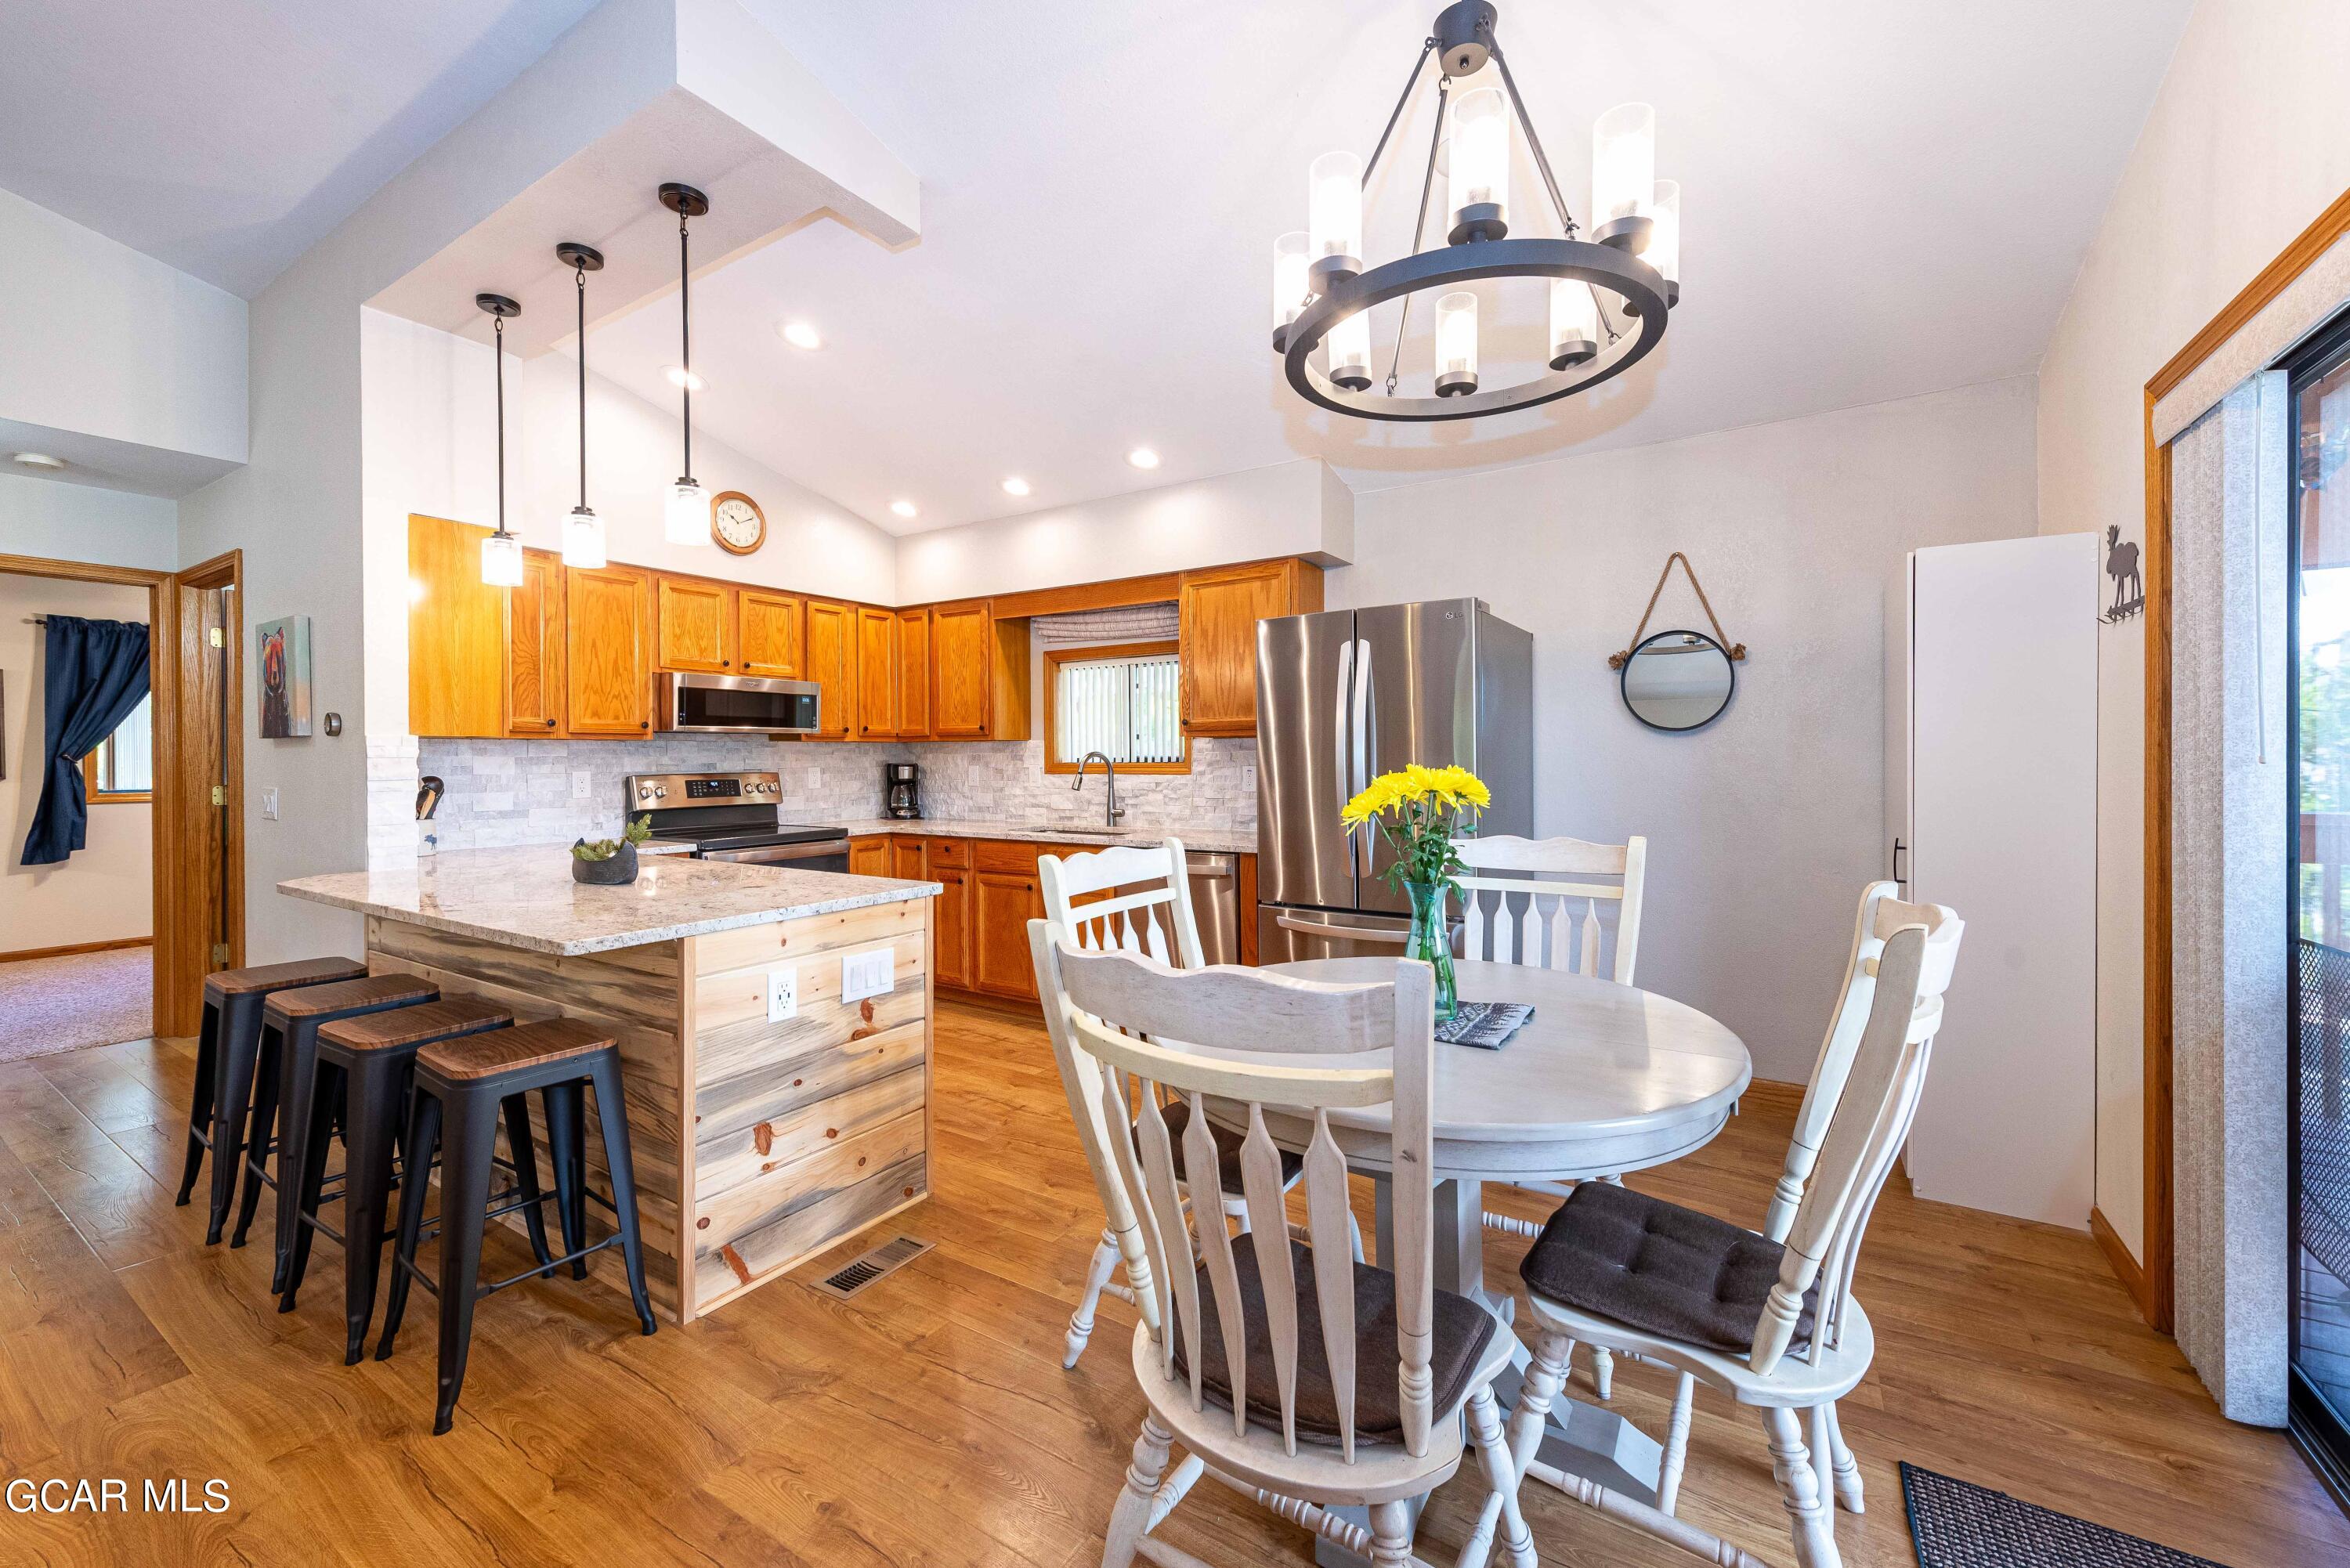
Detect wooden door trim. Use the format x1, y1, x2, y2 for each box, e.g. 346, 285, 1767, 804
2135, 182, 2350, 1335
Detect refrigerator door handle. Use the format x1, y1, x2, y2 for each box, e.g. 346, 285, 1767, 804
1351, 638, 1373, 875
1333, 636, 1355, 824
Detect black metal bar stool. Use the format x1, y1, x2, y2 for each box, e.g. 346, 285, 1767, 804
279, 996, 519, 1363
377, 1017, 656, 1435
233, 972, 440, 1288
179, 957, 370, 1243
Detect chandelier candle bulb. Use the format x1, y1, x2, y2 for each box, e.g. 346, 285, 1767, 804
1326, 310, 1373, 391
1272, 230, 1310, 348
1307, 150, 1364, 288
1548, 279, 1600, 368
1650, 179, 1681, 305
1592, 101, 1656, 251
1434, 291, 1480, 396
1447, 85, 1510, 243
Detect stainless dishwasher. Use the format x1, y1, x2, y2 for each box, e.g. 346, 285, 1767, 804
1185, 851, 1240, 967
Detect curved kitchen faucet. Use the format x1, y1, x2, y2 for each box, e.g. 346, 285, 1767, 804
1073, 751, 1126, 826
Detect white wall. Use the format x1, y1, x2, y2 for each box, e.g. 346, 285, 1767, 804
2036, 0, 2350, 1264
0, 471, 179, 569
895, 459, 1354, 603
359, 308, 899, 739
1335, 376, 2040, 1085
0, 186, 247, 487
1, 573, 155, 954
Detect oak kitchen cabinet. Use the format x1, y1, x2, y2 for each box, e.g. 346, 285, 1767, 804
889, 836, 926, 880
855, 605, 898, 740
736, 589, 803, 678
1177, 557, 1323, 737
802, 598, 856, 740
566, 562, 655, 736
505, 548, 566, 735
927, 838, 973, 991
655, 575, 734, 674
896, 608, 931, 737
848, 834, 891, 877
407, 513, 506, 739
929, 599, 1029, 740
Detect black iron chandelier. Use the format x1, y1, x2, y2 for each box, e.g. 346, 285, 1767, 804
1273, 0, 1679, 422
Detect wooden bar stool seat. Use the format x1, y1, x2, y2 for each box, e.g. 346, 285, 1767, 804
280, 996, 518, 1364
179, 956, 370, 1245
378, 1017, 656, 1434
237, 972, 440, 1292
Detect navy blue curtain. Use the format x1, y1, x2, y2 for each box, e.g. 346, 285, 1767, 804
22, 615, 151, 867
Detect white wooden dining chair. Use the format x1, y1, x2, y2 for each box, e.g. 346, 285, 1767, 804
1032, 924, 1535, 1568
1039, 842, 1358, 1369
1456, 833, 1647, 1398
1468, 883, 1962, 1568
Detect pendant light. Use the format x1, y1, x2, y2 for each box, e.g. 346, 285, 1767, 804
555, 241, 607, 568
660, 182, 711, 546
475, 292, 525, 587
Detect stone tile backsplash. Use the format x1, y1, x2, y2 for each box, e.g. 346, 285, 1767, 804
414, 735, 1257, 851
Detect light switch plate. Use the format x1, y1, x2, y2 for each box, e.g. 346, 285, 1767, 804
841, 948, 895, 1003
1242, 765, 1257, 792
261, 787, 280, 820
767, 966, 798, 1023
572, 770, 593, 800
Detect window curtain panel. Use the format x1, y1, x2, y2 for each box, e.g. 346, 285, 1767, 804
21, 614, 151, 867
1031, 602, 1180, 644
2167, 376, 2289, 1426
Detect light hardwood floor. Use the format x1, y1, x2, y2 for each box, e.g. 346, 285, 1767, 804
2, 999, 2344, 1566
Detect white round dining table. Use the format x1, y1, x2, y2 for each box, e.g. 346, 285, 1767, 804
1247, 956, 1752, 1557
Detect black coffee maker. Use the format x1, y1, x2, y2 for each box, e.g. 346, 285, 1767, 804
884, 762, 922, 819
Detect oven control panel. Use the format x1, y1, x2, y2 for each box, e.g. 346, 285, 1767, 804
623, 771, 783, 807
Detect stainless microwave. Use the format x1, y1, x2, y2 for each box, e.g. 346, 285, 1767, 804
656, 671, 822, 735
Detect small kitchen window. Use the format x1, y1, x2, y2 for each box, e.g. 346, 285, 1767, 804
83, 690, 154, 804
1045, 641, 1189, 774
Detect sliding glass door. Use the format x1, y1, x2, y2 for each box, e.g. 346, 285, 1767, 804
2289, 306, 2350, 1494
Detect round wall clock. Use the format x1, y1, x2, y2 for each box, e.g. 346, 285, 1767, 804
711, 490, 765, 555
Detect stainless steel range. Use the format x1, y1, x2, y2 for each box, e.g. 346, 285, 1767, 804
621, 771, 850, 869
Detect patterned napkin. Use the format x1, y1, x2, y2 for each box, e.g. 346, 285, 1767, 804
1436, 1002, 1535, 1050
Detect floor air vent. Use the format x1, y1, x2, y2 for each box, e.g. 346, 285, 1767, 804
812, 1235, 933, 1299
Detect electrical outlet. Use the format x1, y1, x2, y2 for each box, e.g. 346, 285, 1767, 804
261, 788, 280, 821
1243, 765, 1257, 793
572, 770, 592, 800
766, 966, 798, 1023
841, 948, 895, 1003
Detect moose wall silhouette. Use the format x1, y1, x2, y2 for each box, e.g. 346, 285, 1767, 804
2103, 525, 2144, 623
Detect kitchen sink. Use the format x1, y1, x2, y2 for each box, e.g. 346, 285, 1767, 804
1023, 824, 1132, 837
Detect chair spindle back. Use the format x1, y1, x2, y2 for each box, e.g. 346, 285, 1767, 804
1039, 839, 1205, 970
1037, 930, 1440, 1462
1452, 834, 1647, 984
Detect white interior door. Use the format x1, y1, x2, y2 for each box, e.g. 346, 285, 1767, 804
1906, 533, 2099, 1227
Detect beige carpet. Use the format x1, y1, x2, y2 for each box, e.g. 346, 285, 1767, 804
0, 946, 154, 1064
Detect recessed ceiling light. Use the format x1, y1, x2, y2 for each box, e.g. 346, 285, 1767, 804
12, 452, 66, 470
1001, 476, 1032, 497
779, 320, 822, 351
664, 365, 706, 392
1126, 447, 1160, 470
889, 500, 918, 519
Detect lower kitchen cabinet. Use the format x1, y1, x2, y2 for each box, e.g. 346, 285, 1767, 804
848, 834, 891, 876
972, 865, 1044, 1000
931, 862, 972, 991
890, 836, 925, 879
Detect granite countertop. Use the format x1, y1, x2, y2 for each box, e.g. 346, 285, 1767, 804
820, 817, 1256, 855
280, 847, 941, 957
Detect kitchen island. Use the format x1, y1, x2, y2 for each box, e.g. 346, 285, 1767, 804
280, 847, 938, 1324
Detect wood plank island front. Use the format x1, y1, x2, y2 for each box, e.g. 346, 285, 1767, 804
280, 847, 938, 1324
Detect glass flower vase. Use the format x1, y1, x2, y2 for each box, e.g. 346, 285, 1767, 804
1402, 879, 1459, 1024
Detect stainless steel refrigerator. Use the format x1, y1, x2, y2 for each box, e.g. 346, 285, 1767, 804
1255, 599, 1533, 962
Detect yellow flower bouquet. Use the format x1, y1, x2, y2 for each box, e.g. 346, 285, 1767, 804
1341, 764, 1490, 1021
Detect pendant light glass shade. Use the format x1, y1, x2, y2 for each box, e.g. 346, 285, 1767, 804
1307, 151, 1364, 286
1549, 279, 1600, 368
1649, 179, 1682, 302
1447, 86, 1509, 243
1326, 310, 1372, 391
1592, 102, 1655, 248
1272, 230, 1309, 341
563, 505, 606, 568
481, 530, 524, 587
666, 478, 707, 544
1434, 291, 1479, 396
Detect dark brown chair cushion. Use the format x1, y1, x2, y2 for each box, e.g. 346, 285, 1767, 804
1517, 1180, 1817, 1355
1173, 1241, 1500, 1447
1152, 1100, 1302, 1198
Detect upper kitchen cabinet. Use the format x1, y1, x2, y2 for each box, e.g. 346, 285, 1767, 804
896, 608, 931, 738
1178, 558, 1323, 736
566, 562, 655, 736
737, 589, 804, 678
505, 548, 566, 736
802, 598, 856, 739
931, 600, 1029, 741
408, 514, 506, 739
656, 576, 734, 673
856, 605, 898, 739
